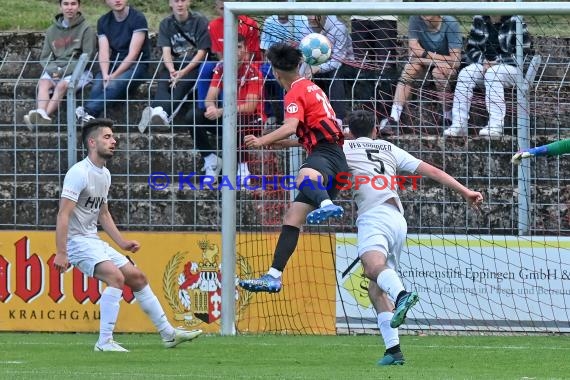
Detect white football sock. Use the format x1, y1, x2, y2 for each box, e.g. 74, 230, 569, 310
320, 199, 333, 208
134, 285, 174, 340
376, 268, 405, 303
98, 286, 123, 344
378, 311, 399, 349
268, 267, 282, 278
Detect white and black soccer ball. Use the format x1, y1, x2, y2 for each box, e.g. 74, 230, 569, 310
299, 33, 332, 66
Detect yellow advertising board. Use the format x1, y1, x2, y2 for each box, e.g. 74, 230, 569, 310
0, 231, 335, 334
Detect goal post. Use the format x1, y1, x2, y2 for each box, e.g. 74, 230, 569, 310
221, 2, 570, 335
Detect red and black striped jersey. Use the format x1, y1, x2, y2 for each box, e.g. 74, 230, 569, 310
285, 77, 344, 153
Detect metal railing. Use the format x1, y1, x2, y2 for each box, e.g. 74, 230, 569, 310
0, 46, 569, 235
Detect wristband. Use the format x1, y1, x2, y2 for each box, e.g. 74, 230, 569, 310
421, 50, 429, 58
528, 145, 548, 156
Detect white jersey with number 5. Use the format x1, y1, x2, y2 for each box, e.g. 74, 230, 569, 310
343, 137, 422, 215
60, 157, 111, 238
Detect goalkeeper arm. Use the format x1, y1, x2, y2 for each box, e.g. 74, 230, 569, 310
511, 138, 570, 164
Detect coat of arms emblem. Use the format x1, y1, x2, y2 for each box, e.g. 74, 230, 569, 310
163, 238, 252, 327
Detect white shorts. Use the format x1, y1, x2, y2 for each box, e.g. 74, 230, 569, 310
356, 202, 407, 270
67, 236, 129, 277
41, 71, 93, 89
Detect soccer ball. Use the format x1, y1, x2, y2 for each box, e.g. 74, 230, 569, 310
299, 33, 332, 66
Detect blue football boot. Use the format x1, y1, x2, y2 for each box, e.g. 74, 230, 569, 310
390, 291, 419, 328
306, 204, 344, 224
377, 351, 405, 366
239, 274, 282, 293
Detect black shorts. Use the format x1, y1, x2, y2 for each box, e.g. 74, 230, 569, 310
295, 142, 349, 207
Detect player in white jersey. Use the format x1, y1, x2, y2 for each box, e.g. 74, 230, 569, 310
343, 110, 483, 365
53, 118, 202, 352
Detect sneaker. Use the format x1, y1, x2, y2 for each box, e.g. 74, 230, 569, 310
94, 338, 129, 352
443, 124, 468, 137
306, 203, 344, 225
390, 291, 419, 328
28, 109, 52, 125
478, 126, 503, 139
239, 274, 282, 293
163, 328, 202, 348
237, 162, 251, 187
138, 106, 153, 133
377, 351, 405, 366
202, 154, 222, 179
23, 114, 34, 131
202, 153, 222, 185
150, 106, 169, 126
75, 106, 95, 123
378, 118, 396, 136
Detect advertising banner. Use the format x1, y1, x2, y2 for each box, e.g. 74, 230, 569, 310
0, 231, 334, 334
336, 234, 570, 332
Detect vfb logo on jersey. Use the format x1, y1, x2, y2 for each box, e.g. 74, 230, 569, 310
162, 239, 253, 327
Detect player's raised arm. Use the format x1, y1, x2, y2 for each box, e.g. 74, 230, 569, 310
512, 138, 570, 164
245, 118, 298, 148
415, 162, 483, 209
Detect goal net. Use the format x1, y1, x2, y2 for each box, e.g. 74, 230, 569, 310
227, 1, 570, 334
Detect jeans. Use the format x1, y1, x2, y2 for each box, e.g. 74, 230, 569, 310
84, 63, 148, 117
151, 66, 199, 116
261, 62, 284, 123
195, 61, 218, 111
185, 108, 261, 163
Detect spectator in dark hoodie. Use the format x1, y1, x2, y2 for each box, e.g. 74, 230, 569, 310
443, 14, 531, 138
24, 0, 96, 128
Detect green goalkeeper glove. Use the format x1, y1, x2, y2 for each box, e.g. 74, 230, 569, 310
511, 150, 533, 165
511, 145, 548, 165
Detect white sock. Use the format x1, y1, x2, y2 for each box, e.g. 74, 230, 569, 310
238, 162, 249, 173
268, 267, 282, 278
320, 199, 333, 208
134, 285, 174, 340
377, 268, 405, 303
378, 311, 399, 349
98, 286, 123, 344
390, 104, 403, 122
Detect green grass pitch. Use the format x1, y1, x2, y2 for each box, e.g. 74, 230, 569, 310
1, 332, 570, 379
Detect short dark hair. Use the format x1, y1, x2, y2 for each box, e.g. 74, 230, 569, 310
81, 118, 114, 149
60, 0, 81, 4
266, 43, 302, 72
348, 110, 375, 138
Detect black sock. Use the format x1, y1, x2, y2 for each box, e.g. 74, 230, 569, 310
271, 225, 300, 271
299, 179, 330, 207
395, 290, 406, 305
386, 344, 401, 355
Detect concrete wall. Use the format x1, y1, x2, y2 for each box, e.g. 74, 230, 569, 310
1, 33, 569, 235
